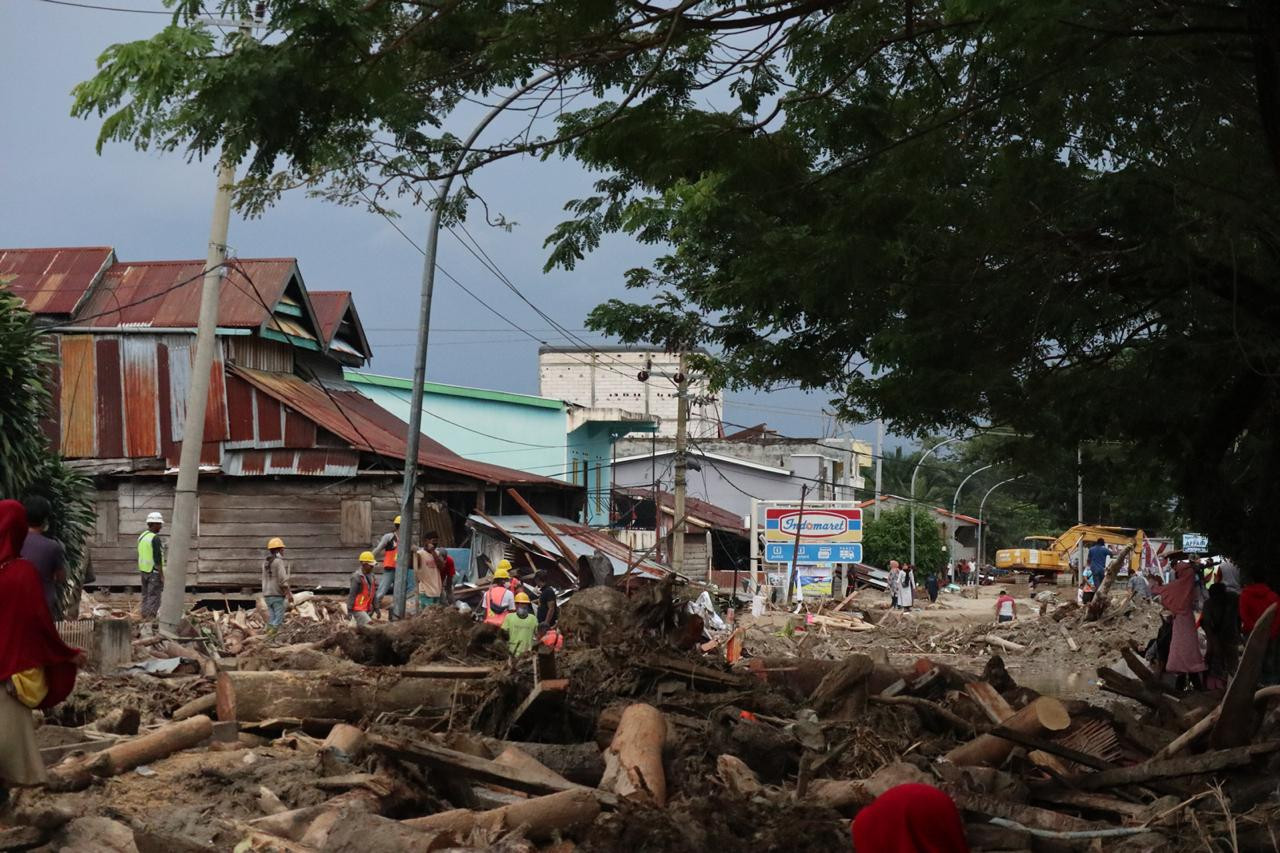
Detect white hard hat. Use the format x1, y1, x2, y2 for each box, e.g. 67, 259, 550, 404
146, 511, 164, 524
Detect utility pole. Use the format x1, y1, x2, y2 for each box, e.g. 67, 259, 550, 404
1076, 443, 1084, 585
158, 13, 258, 636
874, 419, 884, 520
392, 71, 556, 618
671, 352, 688, 574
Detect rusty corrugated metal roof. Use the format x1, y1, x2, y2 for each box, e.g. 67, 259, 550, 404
229, 365, 577, 487
613, 486, 748, 533
309, 289, 371, 360
73, 258, 298, 328
0, 247, 114, 315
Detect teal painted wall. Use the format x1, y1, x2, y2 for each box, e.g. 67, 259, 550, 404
569, 422, 617, 526
350, 380, 569, 480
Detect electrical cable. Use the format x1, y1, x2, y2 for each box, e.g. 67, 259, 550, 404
31, 0, 171, 13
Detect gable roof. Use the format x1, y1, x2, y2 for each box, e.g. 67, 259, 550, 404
856, 494, 981, 525
613, 447, 791, 476
309, 290, 372, 360
0, 247, 115, 316
231, 365, 572, 487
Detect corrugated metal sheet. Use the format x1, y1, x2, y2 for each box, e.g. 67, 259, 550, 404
468, 513, 668, 579
121, 336, 160, 457
230, 365, 578, 487
223, 448, 359, 477
614, 486, 748, 533
59, 336, 96, 457
74, 259, 297, 329
309, 291, 350, 344
167, 340, 191, 440
94, 338, 124, 458
0, 247, 113, 315
227, 336, 293, 372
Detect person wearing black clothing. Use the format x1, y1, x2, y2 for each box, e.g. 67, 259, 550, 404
534, 569, 558, 626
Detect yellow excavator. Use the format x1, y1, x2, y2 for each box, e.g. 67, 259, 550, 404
995, 525, 1145, 577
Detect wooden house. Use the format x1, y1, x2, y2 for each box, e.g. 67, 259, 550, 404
0, 246, 581, 589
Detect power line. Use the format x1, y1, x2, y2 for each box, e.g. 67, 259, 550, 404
31, 0, 172, 13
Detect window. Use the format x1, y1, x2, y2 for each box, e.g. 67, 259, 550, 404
340, 499, 372, 546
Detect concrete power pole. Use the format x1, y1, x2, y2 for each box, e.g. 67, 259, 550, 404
671, 352, 689, 574
158, 15, 258, 635
874, 419, 884, 520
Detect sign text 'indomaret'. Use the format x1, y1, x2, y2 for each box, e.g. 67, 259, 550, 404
763, 506, 862, 565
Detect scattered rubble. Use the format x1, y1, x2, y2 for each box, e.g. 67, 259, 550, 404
6, 581, 1280, 852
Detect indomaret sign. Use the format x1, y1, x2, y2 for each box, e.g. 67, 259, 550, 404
764, 505, 862, 564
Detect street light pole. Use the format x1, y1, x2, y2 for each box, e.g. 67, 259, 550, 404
977, 475, 1023, 569
950, 464, 994, 566
393, 71, 557, 618
910, 436, 964, 566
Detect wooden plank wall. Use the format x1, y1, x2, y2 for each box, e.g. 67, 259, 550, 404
86, 476, 404, 590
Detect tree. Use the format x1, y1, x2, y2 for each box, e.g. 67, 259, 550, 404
0, 288, 95, 616
71, 0, 1280, 581
861, 506, 945, 576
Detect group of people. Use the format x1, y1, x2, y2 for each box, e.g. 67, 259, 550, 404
1145, 554, 1248, 692
946, 558, 982, 587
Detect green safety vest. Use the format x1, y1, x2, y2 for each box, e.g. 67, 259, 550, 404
138, 530, 159, 573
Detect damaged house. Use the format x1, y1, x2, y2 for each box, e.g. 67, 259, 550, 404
0, 246, 580, 589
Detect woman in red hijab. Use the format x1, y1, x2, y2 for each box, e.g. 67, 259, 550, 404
1150, 560, 1206, 690
852, 783, 970, 852
0, 499, 83, 798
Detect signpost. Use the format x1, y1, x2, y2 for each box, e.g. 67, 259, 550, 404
758, 503, 863, 602
1181, 532, 1209, 554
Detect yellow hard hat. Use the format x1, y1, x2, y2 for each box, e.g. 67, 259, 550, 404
514, 591, 531, 605
267, 537, 285, 550
497, 559, 512, 571
493, 566, 510, 580
358, 551, 376, 564
393, 515, 402, 526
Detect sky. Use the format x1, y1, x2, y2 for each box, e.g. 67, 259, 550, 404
1, 0, 877, 446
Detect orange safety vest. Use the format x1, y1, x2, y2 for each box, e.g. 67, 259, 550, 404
484, 586, 509, 627
353, 572, 374, 612
382, 535, 398, 569
540, 628, 564, 650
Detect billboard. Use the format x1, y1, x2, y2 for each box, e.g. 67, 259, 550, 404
763, 506, 861, 565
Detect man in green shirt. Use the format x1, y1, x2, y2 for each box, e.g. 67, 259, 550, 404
502, 591, 537, 655
137, 511, 165, 620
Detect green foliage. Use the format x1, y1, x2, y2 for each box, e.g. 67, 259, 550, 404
0, 290, 95, 615
69, 0, 1280, 581
861, 506, 946, 576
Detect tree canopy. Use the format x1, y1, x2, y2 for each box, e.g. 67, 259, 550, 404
862, 506, 945, 576
72, 0, 1280, 581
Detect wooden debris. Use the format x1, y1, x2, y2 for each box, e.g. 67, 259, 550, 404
216, 671, 453, 722
981, 634, 1026, 652
1059, 624, 1079, 652
504, 678, 569, 738
53, 715, 214, 785
1210, 602, 1277, 749
944, 697, 1070, 768
716, 754, 762, 797
171, 692, 217, 721
1084, 545, 1132, 622
321, 723, 367, 759
398, 665, 496, 679
599, 703, 667, 806
1075, 741, 1280, 789
403, 788, 599, 840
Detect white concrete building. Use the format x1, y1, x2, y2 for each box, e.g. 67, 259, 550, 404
538, 346, 722, 438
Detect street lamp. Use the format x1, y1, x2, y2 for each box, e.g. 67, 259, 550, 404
910, 436, 965, 566
977, 475, 1023, 570
950, 464, 994, 566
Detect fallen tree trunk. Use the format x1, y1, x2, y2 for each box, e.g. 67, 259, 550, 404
79, 715, 214, 778
171, 692, 216, 722
944, 698, 1069, 768
1084, 545, 1132, 622
982, 635, 1026, 652
1075, 741, 1280, 789
600, 703, 667, 806
322, 723, 367, 759
216, 671, 454, 722
403, 788, 599, 840
1210, 602, 1278, 749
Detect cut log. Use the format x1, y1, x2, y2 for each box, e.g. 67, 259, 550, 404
809, 763, 929, 812
1030, 789, 1146, 820
216, 671, 453, 722
477, 739, 604, 787
964, 682, 1015, 725
322, 723, 367, 759
1059, 624, 1079, 652
982, 635, 1026, 652
1075, 741, 1280, 789
948, 789, 1093, 833
172, 692, 216, 721
1210, 602, 1278, 749
944, 698, 1070, 768
493, 744, 574, 791
599, 703, 667, 806
716, 754, 762, 797
810, 654, 873, 718
72, 715, 214, 778
403, 788, 599, 840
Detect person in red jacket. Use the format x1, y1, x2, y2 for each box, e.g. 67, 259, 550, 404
0, 500, 85, 801
851, 783, 969, 852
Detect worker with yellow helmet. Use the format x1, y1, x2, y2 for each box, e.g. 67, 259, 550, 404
261, 537, 293, 636
483, 559, 516, 627
370, 515, 404, 614
502, 590, 538, 655
348, 551, 379, 627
